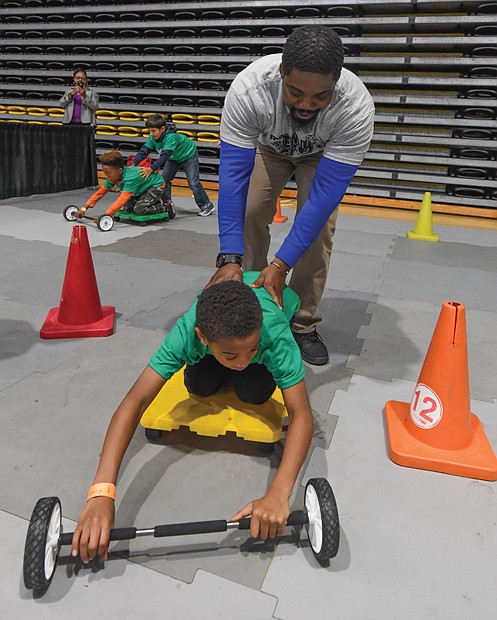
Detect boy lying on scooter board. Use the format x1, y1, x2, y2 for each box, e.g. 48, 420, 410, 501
75, 150, 173, 221
72, 273, 313, 564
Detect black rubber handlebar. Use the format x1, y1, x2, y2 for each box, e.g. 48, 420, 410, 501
238, 510, 308, 530
58, 510, 308, 546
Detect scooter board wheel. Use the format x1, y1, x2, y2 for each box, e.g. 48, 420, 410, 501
63, 205, 79, 222
97, 214, 114, 231
145, 427, 162, 440
23, 497, 62, 591
304, 478, 339, 564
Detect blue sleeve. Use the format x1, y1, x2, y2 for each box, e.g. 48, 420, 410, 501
132, 145, 153, 165
218, 140, 256, 254
276, 158, 358, 268
152, 149, 173, 171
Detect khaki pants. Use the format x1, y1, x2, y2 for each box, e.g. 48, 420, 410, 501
243, 143, 338, 333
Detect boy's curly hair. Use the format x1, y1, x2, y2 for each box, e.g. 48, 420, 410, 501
282, 25, 344, 81
99, 150, 124, 168
196, 281, 262, 341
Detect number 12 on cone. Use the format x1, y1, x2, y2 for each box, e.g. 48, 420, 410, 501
410, 383, 443, 429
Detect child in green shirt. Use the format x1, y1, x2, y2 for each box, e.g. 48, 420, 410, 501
131, 114, 215, 217
76, 150, 167, 219
72, 273, 313, 564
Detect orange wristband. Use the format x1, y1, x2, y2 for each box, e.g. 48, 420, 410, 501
87, 483, 116, 502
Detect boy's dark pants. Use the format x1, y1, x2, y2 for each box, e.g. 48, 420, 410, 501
184, 355, 276, 405
122, 187, 165, 215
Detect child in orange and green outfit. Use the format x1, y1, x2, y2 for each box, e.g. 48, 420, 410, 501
75, 150, 172, 220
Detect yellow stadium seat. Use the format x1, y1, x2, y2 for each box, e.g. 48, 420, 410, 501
198, 114, 221, 125
96, 125, 118, 135
197, 131, 220, 142
27, 107, 47, 116
47, 107, 64, 117
172, 113, 197, 124
118, 125, 141, 137
177, 130, 196, 139
96, 109, 118, 120
7, 105, 26, 115
118, 111, 142, 121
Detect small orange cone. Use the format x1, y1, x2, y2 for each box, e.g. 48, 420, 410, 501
40, 226, 115, 339
272, 197, 288, 224
384, 301, 497, 481
407, 192, 440, 242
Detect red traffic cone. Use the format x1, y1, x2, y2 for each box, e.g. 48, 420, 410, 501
40, 225, 115, 339
384, 301, 497, 480
272, 197, 288, 224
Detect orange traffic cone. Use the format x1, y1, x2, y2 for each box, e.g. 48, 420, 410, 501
40, 226, 115, 339
272, 197, 288, 224
384, 301, 497, 481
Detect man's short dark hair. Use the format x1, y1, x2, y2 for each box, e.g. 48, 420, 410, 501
281, 26, 344, 81
73, 68, 88, 78
196, 281, 263, 342
145, 114, 167, 129
99, 150, 124, 168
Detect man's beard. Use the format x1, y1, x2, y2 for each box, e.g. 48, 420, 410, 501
288, 107, 319, 128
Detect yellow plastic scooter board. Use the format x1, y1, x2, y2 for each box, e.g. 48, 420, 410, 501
140, 367, 286, 444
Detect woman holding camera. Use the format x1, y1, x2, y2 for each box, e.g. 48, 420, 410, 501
59, 69, 99, 126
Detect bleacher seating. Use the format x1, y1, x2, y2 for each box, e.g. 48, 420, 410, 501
0, 0, 496, 212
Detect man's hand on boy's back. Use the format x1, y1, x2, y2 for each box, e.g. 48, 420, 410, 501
71, 497, 115, 564
206, 263, 243, 289
230, 490, 290, 540
249, 264, 288, 310
139, 166, 153, 179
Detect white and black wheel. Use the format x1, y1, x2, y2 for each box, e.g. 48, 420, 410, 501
165, 200, 176, 220
304, 478, 339, 564
23, 497, 62, 591
63, 205, 79, 221
145, 427, 162, 441
97, 214, 114, 231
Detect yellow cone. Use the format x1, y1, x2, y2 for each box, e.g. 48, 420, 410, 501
407, 192, 440, 242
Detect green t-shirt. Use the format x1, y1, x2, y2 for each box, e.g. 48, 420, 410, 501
148, 272, 305, 390
145, 132, 197, 163
104, 166, 164, 196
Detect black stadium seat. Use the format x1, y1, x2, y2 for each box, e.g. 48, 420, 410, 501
96, 63, 115, 72
141, 96, 163, 105
456, 107, 496, 119
200, 46, 224, 55
143, 79, 163, 89
202, 10, 224, 19
172, 97, 194, 106
120, 62, 141, 72
172, 80, 194, 89
119, 95, 139, 104
174, 62, 196, 72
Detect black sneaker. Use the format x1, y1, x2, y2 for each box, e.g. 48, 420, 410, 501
164, 199, 176, 220
293, 330, 329, 366
198, 202, 216, 217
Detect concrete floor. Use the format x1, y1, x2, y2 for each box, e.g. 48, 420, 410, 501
1, 188, 496, 619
